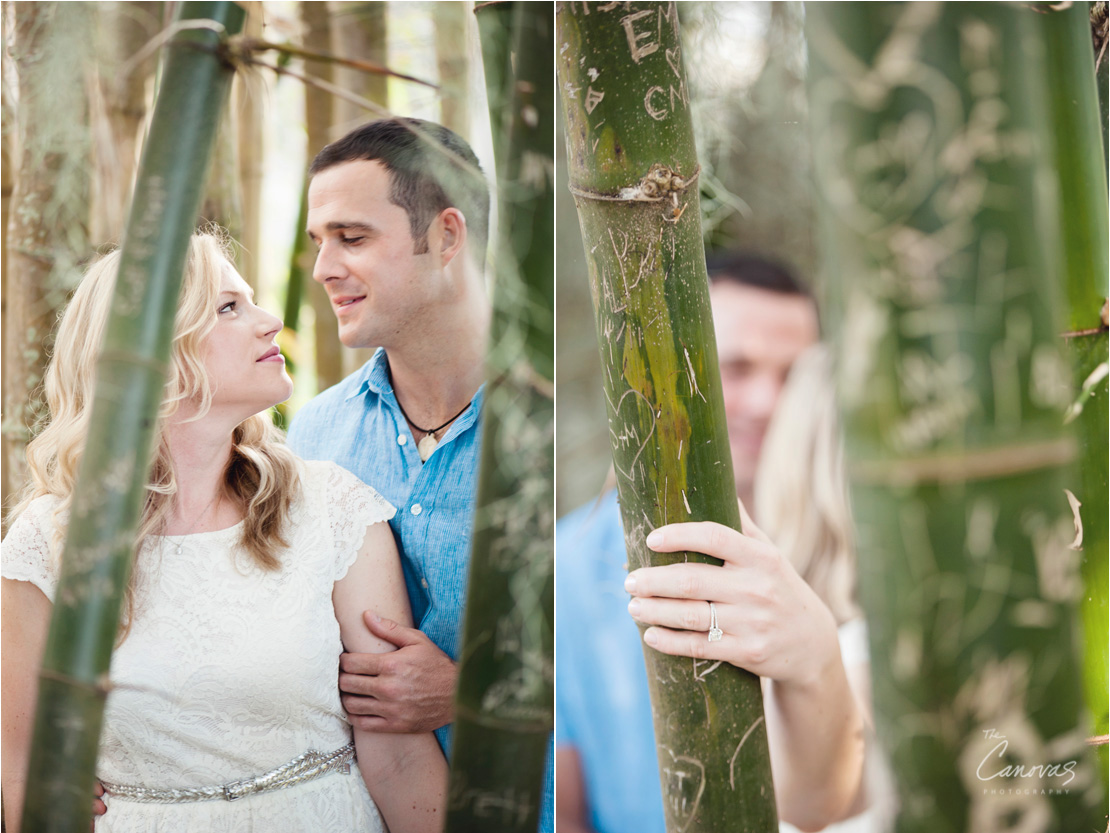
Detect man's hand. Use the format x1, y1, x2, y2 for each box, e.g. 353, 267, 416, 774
339, 611, 457, 734
90, 779, 107, 831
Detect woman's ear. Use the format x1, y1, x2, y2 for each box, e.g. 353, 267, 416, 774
437, 207, 468, 268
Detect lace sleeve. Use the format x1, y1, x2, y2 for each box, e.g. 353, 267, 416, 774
1, 496, 65, 602
317, 462, 396, 582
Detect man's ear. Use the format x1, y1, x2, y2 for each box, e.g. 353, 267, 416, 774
437, 207, 467, 268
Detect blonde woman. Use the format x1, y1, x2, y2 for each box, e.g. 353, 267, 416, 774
1, 232, 446, 832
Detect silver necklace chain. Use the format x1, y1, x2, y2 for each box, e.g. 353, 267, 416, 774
164, 493, 221, 556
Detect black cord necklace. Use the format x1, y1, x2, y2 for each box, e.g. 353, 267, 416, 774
395, 395, 469, 437
394, 392, 470, 462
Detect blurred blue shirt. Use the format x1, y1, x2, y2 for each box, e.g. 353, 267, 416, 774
556, 489, 666, 833
289, 347, 553, 832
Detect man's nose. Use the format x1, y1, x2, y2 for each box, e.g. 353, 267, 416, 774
311, 241, 340, 285
730, 374, 782, 422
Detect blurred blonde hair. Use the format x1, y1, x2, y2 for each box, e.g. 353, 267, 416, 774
15, 229, 299, 637
754, 345, 861, 626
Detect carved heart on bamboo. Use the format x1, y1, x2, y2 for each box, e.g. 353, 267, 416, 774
659, 746, 706, 833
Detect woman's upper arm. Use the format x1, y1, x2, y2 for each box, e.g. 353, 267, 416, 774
332, 522, 413, 654
2, 577, 52, 716
2, 578, 53, 831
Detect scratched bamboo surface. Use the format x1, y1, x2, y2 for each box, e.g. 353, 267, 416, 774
446, 4, 554, 831
557, 3, 778, 831
808, 3, 1105, 830
21, 4, 246, 832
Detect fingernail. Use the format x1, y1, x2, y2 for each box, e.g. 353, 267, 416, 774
646, 529, 663, 548
372, 611, 382, 623
643, 628, 659, 647
628, 598, 641, 617
624, 574, 636, 593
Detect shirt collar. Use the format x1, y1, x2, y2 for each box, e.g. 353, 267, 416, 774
347, 347, 485, 436
345, 347, 389, 402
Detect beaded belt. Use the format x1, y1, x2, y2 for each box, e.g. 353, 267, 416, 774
101, 742, 356, 803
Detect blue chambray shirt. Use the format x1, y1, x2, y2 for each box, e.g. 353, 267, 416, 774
288, 347, 554, 831
287, 348, 481, 756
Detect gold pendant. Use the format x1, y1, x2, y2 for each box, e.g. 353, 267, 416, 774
417, 434, 437, 462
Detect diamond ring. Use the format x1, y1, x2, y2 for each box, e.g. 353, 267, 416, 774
708, 601, 723, 642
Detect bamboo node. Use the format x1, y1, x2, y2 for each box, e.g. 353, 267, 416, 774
39, 667, 114, 698
567, 164, 700, 207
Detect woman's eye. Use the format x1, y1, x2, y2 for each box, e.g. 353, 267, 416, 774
218, 301, 237, 314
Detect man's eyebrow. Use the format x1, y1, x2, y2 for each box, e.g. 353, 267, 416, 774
306, 221, 376, 236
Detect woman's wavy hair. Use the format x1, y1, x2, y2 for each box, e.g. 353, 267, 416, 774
15, 229, 299, 638
754, 345, 862, 626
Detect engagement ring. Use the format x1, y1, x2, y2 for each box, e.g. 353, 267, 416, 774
708, 601, 723, 642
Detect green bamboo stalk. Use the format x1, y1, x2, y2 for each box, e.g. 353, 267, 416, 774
445, 5, 554, 831
807, 3, 1104, 830
21, 4, 245, 831
1040, 0, 1110, 783
557, 4, 777, 832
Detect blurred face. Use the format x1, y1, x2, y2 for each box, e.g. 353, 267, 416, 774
201, 263, 292, 420
307, 159, 442, 350
710, 282, 819, 497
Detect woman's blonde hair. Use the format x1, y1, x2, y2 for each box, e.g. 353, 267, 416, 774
754, 345, 861, 626
16, 229, 299, 636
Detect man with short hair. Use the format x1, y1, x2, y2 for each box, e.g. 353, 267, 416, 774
555, 254, 866, 833
288, 117, 552, 830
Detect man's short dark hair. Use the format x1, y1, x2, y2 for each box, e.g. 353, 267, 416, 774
310, 118, 490, 261
705, 251, 811, 297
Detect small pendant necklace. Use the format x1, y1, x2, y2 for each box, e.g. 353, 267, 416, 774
165, 493, 221, 556
394, 396, 470, 463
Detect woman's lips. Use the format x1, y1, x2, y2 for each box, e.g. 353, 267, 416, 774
257, 346, 284, 363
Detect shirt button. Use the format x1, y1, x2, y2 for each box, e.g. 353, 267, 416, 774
397, 434, 407, 446
411, 503, 423, 516
421, 578, 429, 589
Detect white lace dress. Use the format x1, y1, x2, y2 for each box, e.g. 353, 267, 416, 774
2, 460, 395, 832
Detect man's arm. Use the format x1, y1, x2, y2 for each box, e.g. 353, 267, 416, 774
338, 613, 457, 734
333, 522, 447, 832
555, 746, 597, 833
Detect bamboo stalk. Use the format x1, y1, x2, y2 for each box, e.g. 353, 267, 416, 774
808, 3, 1104, 830
21, 4, 245, 831
445, 4, 554, 832
556, 4, 778, 832
1039, 0, 1110, 786
3, 2, 94, 518
299, 0, 343, 392
435, 1, 471, 137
